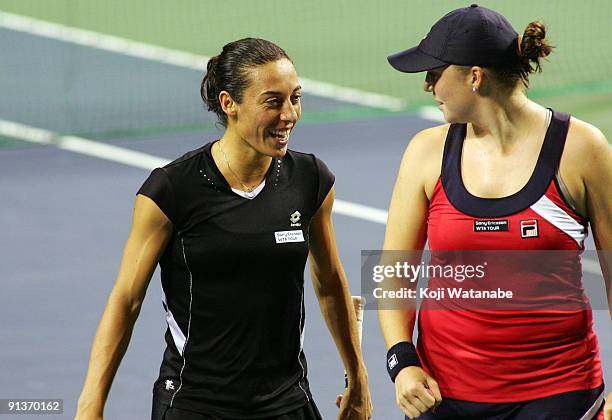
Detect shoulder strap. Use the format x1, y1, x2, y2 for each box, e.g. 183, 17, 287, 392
539, 109, 571, 176
441, 123, 467, 200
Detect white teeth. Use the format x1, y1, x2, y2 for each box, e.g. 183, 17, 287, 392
269, 129, 289, 139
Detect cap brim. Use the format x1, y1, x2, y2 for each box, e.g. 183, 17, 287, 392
387, 46, 448, 73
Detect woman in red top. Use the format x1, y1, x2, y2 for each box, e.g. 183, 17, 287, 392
379, 5, 611, 419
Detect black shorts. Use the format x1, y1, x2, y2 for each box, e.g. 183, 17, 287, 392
151, 397, 323, 420
413, 384, 605, 420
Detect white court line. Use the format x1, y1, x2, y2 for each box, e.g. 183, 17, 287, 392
333, 199, 388, 225
582, 258, 603, 276
0, 119, 168, 169
0, 118, 603, 275
417, 106, 445, 123
0, 10, 408, 112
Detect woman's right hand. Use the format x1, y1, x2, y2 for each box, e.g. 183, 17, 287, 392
74, 407, 103, 420
74, 398, 104, 420
395, 366, 442, 419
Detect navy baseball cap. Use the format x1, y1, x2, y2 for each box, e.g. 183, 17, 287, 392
388, 4, 519, 73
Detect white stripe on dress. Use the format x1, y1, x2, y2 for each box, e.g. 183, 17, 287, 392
296, 288, 310, 402
530, 194, 587, 246
578, 390, 604, 420
161, 291, 187, 356
170, 236, 194, 406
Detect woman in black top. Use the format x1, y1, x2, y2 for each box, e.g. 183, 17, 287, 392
76, 38, 372, 420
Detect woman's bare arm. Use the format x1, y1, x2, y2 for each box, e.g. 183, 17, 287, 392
75, 195, 172, 419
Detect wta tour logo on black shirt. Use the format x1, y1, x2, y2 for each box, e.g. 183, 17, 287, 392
473, 220, 509, 232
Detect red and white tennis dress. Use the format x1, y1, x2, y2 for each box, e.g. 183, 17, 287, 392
419, 109, 604, 402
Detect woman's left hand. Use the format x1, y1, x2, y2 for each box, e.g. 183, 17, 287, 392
604, 391, 611, 420
335, 374, 372, 419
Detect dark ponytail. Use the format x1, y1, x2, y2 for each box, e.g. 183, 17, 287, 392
200, 38, 292, 126
487, 21, 554, 89
201, 56, 222, 120
518, 21, 554, 76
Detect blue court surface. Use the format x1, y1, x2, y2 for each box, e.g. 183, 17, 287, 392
1, 20, 609, 420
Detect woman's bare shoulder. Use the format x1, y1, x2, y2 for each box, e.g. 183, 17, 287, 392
565, 117, 609, 162
400, 124, 450, 193
406, 124, 450, 153
401, 124, 449, 169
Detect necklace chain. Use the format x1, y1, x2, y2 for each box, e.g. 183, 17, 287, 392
217, 140, 256, 193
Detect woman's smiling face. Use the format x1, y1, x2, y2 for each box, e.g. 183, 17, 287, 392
229, 58, 302, 158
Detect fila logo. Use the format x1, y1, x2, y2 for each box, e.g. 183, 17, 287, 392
520, 219, 539, 238
388, 354, 398, 369
290, 210, 301, 227
165, 380, 174, 391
